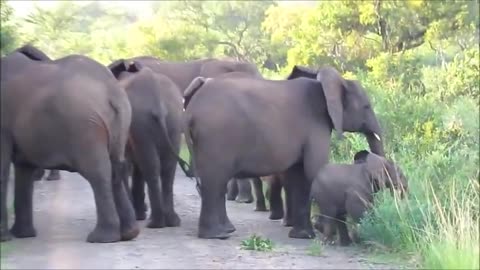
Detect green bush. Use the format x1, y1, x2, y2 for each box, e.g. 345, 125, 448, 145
347, 51, 479, 268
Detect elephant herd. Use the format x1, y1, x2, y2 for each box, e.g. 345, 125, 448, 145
1, 44, 407, 246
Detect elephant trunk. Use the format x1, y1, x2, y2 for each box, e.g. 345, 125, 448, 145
366, 132, 385, 157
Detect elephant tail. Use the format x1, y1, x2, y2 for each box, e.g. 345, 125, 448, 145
184, 114, 202, 196
107, 83, 133, 163
183, 76, 210, 110
152, 105, 192, 178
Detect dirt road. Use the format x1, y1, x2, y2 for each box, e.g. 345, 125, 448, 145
1, 169, 398, 269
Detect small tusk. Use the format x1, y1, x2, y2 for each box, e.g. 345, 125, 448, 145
182, 98, 185, 104
374, 133, 381, 141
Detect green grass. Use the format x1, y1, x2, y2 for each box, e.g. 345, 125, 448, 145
307, 238, 324, 256
240, 234, 274, 251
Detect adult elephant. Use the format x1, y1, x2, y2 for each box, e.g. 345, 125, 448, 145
0, 46, 62, 183
246, 65, 386, 226
182, 66, 384, 239
0, 45, 139, 243
108, 59, 190, 227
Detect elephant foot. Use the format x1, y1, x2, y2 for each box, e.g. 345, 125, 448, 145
86, 226, 121, 243
46, 170, 61, 181
282, 218, 294, 227
269, 210, 284, 220
235, 195, 253, 204
10, 223, 37, 238
165, 212, 181, 227
254, 204, 268, 212
121, 223, 140, 241
0, 230, 12, 242
198, 227, 231, 240
147, 216, 166, 228
222, 220, 236, 233
288, 227, 315, 239
32, 169, 45, 181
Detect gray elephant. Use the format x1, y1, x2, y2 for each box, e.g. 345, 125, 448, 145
311, 150, 408, 246
228, 65, 387, 226
0, 45, 138, 243
182, 65, 384, 239
108, 59, 191, 228
0, 46, 62, 184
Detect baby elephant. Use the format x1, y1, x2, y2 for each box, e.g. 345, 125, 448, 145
311, 150, 408, 246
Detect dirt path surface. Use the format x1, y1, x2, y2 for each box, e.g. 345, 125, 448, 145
1, 169, 398, 269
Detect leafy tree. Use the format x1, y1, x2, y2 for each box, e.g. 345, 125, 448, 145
141, 1, 277, 66
0, 0, 18, 56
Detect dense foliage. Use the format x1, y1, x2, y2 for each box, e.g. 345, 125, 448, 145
2, 1, 478, 268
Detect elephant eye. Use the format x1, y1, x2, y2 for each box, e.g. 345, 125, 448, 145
364, 104, 370, 109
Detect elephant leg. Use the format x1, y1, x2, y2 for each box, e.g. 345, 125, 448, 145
111, 159, 139, 241
320, 216, 336, 245
283, 183, 294, 227
252, 177, 267, 211
143, 161, 165, 229
197, 163, 231, 239
79, 151, 121, 243
335, 214, 352, 246
220, 188, 236, 234
235, 178, 253, 203
161, 156, 181, 227
10, 164, 37, 238
131, 165, 147, 221
286, 164, 315, 239
268, 176, 284, 220
46, 170, 61, 181
32, 169, 44, 181
0, 135, 13, 241
226, 179, 238, 201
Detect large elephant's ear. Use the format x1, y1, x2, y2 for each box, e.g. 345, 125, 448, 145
317, 66, 346, 139
286, 65, 317, 80
183, 77, 211, 110
108, 59, 128, 79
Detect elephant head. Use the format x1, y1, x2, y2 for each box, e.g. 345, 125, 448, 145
107, 59, 143, 80
287, 65, 385, 156
358, 151, 408, 196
